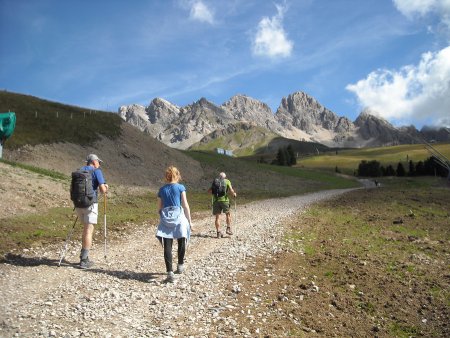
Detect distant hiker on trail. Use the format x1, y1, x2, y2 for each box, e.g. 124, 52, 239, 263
156, 166, 193, 283
72, 154, 108, 269
208, 172, 237, 238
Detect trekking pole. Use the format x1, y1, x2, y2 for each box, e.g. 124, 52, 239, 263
234, 196, 237, 237
58, 216, 78, 267
104, 192, 107, 261
211, 195, 214, 235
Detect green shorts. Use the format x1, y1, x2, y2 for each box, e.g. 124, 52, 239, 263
213, 200, 230, 215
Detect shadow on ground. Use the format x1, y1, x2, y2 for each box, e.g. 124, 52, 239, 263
1, 253, 164, 283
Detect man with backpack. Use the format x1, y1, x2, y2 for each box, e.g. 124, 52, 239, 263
71, 154, 108, 269
208, 172, 237, 238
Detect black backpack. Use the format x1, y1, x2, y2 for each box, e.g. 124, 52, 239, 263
70, 168, 96, 208
211, 177, 227, 198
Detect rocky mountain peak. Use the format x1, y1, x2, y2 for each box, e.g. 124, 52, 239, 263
222, 94, 272, 117
197, 97, 210, 105
354, 109, 390, 128
146, 98, 180, 124
281, 91, 321, 112
222, 94, 282, 132
151, 97, 178, 109
354, 109, 415, 145
118, 104, 149, 131
275, 91, 353, 134
355, 108, 382, 121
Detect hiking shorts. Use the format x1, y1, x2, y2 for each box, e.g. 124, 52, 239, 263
75, 203, 99, 225
213, 200, 230, 215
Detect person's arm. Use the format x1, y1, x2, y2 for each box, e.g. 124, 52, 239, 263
181, 191, 193, 231
228, 181, 237, 197
94, 169, 108, 194
157, 196, 163, 213
99, 183, 108, 194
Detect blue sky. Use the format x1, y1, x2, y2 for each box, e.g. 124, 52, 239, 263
1, 0, 449, 129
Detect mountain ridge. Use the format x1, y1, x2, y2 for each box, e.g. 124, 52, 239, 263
119, 91, 449, 151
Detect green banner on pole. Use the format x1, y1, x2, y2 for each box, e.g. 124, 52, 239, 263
0, 112, 16, 140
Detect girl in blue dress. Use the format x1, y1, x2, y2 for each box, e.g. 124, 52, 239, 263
156, 166, 193, 282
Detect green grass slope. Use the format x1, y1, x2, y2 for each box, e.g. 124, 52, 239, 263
247, 136, 335, 163
190, 123, 334, 161
298, 143, 450, 175
184, 150, 359, 194
0, 91, 122, 148
189, 124, 280, 156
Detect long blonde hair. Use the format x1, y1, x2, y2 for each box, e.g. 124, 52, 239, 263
164, 166, 181, 183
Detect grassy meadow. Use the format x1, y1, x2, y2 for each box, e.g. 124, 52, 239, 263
297, 143, 450, 175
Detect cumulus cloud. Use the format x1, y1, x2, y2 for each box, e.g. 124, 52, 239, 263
346, 46, 450, 127
252, 4, 293, 58
393, 0, 450, 30
189, 0, 214, 24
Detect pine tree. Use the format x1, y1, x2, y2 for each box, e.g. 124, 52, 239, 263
397, 162, 406, 177
408, 160, 415, 176
385, 164, 396, 176
276, 147, 286, 166
286, 144, 296, 166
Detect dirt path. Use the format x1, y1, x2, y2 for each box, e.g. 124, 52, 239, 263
0, 188, 357, 337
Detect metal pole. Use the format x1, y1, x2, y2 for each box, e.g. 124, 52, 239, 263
104, 193, 107, 260
234, 197, 237, 237
58, 216, 78, 267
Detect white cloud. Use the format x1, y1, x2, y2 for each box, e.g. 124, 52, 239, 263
393, 0, 450, 30
346, 46, 450, 127
189, 0, 214, 24
252, 4, 293, 58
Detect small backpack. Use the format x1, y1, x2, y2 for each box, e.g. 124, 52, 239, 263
211, 177, 227, 198
70, 168, 96, 208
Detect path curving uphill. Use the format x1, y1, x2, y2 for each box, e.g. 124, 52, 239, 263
0, 188, 357, 337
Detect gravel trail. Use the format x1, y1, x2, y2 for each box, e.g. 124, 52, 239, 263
1, 188, 357, 337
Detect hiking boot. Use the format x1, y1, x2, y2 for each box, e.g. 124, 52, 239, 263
217, 231, 223, 238
165, 271, 175, 283
226, 227, 233, 235
175, 264, 184, 274
79, 258, 94, 269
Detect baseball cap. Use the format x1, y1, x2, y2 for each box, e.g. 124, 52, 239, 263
86, 154, 103, 163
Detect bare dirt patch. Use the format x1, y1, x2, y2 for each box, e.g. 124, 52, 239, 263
0, 162, 70, 219
222, 185, 450, 337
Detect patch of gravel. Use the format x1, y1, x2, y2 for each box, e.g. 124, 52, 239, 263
0, 189, 356, 337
